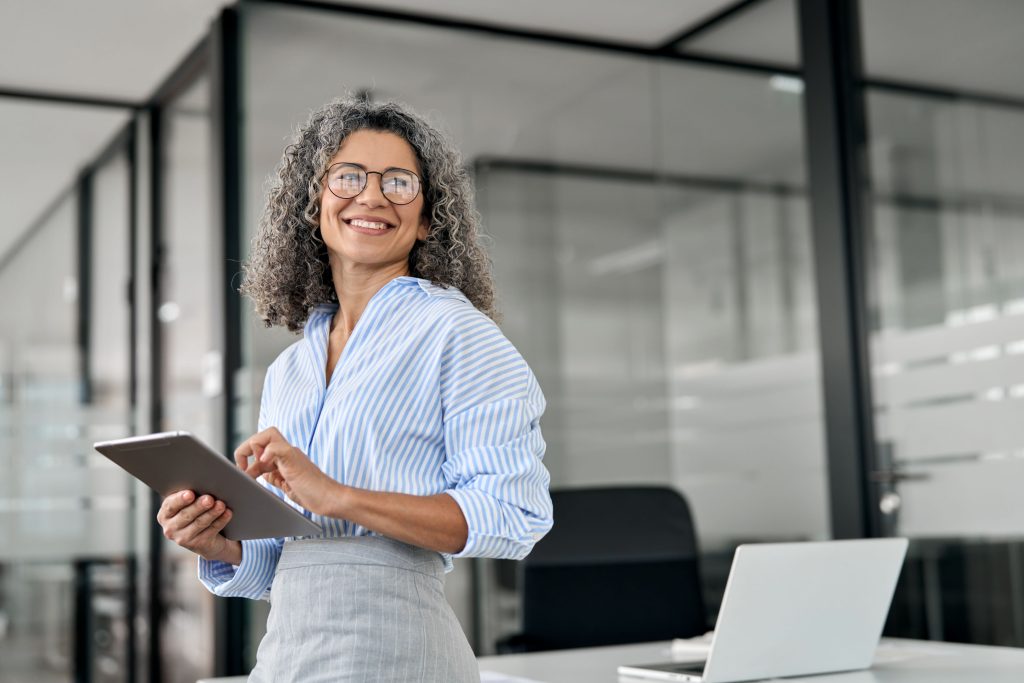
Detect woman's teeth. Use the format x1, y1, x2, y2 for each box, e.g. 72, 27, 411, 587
349, 219, 391, 230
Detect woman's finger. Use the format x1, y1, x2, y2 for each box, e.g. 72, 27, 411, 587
179, 500, 227, 542
235, 427, 287, 470
162, 503, 198, 539
198, 508, 233, 538
158, 490, 195, 524
248, 442, 289, 478
233, 436, 256, 470
191, 508, 233, 548
258, 441, 278, 463
173, 495, 217, 529
244, 450, 278, 479
265, 471, 285, 490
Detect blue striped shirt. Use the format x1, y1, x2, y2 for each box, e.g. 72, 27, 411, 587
198, 276, 553, 600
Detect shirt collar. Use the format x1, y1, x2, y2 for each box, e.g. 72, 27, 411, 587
303, 276, 426, 336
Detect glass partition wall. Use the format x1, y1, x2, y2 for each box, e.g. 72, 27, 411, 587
0, 193, 83, 683
675, 0, 1024, 648
237, 2, 824, 656
0, 106, 137, 681
859, 0, 1024, 645
0, 26, 229, 683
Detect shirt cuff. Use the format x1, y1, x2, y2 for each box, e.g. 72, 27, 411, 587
197, 538, 282, 600
445, 488, 540, 561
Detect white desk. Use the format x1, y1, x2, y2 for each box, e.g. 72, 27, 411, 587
476, 638, 1024, 683
198, 638, 1024, 682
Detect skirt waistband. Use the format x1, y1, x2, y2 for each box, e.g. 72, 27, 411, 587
277, 535, 445, 580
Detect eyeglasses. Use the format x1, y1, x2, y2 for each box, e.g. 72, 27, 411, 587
323, 162, 422, 205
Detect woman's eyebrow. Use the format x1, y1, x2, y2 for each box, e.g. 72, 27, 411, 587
337, 161, 417, 174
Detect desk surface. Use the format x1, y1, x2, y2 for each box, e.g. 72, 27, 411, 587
475, 638, 1024, 683
198, 638, 1024, 683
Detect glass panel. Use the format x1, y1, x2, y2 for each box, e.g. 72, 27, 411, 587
158, 72, 221, 683
0, 141, 136, 681
240, 2, 821, 656
86, 146, 138, 683
0, 195, 79, 682
863, 13, 1024, 646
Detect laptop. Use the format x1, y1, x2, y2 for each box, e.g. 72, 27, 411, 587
617, 538, 909, 683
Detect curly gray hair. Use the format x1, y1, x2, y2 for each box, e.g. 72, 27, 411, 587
240, 96, 497, 332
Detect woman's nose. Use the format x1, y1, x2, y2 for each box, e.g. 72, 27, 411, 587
354, 175, 389, 207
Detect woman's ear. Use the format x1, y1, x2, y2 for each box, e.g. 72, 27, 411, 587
417, 216, 429, 241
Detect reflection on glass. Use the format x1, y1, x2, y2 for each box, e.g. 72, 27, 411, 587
866, 90, 1024, 645
0, 143, 136, 682
482, 171, 825, 545
86, 148, 138, 683
868, 91, 1024, 532
0, 195, 78, 682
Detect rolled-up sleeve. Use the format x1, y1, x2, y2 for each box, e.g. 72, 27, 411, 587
198, 537, 284, 600
197, 362, 286, 600
440, 311, 553, 560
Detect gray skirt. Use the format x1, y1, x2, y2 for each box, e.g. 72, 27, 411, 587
248, 536, 479, 683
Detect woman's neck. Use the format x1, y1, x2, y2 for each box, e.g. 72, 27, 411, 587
329, 261, 410, 335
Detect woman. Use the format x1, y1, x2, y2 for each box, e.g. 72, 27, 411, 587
156, 97, 553, 682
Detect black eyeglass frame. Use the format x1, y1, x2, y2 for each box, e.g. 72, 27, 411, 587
322, 161, 423, 205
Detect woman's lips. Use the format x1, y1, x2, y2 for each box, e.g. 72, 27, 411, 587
345, 218, 396, 235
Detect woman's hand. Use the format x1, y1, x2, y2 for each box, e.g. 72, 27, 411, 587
157, 489, 241, 564
234, 427, 339, 516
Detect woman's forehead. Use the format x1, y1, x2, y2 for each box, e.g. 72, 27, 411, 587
329, 129, 419, 170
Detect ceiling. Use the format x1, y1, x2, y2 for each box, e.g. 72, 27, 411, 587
0, 0, 231, 261
1, 0, 1023, 262
0, 0, 231, 101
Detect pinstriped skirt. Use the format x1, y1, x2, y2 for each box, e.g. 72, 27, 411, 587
247, 536, 479, 683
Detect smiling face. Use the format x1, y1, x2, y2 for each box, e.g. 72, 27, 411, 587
318, 129, 429, 279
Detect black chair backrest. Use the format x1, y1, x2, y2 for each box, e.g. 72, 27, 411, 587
521, 486, 706, 651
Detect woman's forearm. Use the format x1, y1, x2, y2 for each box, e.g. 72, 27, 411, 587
324, 483, 469, 555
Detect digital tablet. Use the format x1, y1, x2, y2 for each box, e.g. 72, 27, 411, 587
94, 431, 322, 541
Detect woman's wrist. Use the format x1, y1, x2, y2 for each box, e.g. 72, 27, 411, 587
203, 538, 243, 566
320, 480, 352, 519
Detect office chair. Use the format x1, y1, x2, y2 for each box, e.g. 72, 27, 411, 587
498, 486, 707, 652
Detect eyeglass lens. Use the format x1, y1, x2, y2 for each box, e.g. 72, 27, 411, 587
326, 163, 420, 205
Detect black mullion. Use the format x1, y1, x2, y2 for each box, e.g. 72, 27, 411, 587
474, 156, 799, 196
125, 116, 140, 683
211, 6, 249, 676
797, 0, 878, 540
0, 86, 139, 109
147, 104, 165, 683
865, 77, 1024, 113
72, 560, 93, 683
76, 172, 93, 405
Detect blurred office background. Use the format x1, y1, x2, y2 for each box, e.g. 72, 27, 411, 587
1, 0, 1023, 680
